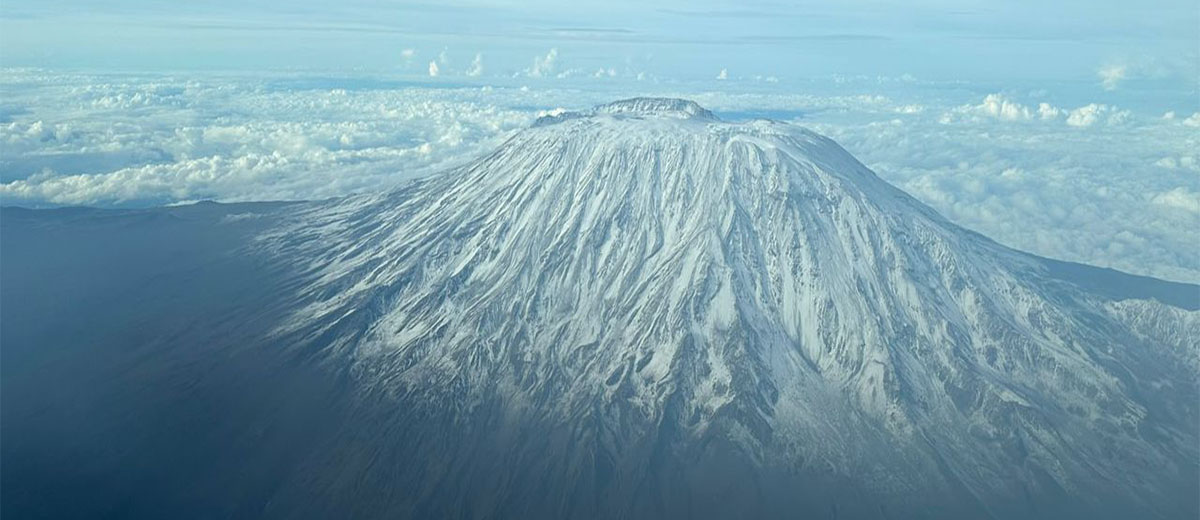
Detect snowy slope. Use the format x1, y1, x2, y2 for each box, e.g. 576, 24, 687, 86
3, 99, 1196, 519
249, 98, 1198, 519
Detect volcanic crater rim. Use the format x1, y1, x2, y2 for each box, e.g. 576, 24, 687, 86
534, 97, 719, 127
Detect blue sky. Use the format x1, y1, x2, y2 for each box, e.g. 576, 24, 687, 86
2, 0, 1197, 87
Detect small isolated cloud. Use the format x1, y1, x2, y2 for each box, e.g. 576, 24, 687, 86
466, 53, 484, 77
1097, 63, 1127, 91
954, 94, 1032, 121
1183, 112, 1200, 127
716, 68, 728, 80
528, 48, 558, 78
428, 60, 440, 77
399, 49, 417, 70
1095, 56, 1189, 91
1066, 104, 1130, 127
1151, 187, 1200, 215
980, 94, 1033, 121
1153, 156, 1196, 170
1037, 103, 1062, 120
1066, 105, 1100, 127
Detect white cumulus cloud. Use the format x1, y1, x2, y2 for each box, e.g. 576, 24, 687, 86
1066, 104, 1130, 127
1151, 187, 1200, 214
945, 94, 1038, 123
1097, 63, 1127, 91
528, 48, 558, 78
944, 94, 1134, 129
466, 53, 484, 77
975, 94, 1032, 121
1037, 103, 1062, 120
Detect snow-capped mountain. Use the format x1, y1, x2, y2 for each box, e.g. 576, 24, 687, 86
3, 99, 1196, 519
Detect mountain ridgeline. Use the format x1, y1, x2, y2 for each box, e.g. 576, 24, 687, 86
3, 99, 1197, 519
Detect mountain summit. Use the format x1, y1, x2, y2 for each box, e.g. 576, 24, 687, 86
537, 97, 718, 124
4, 99, 1197, 519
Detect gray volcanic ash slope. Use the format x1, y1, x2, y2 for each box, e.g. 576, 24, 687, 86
3, 99, 1197, 519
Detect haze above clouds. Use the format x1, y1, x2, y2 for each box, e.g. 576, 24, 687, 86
1, 0, 1197, 87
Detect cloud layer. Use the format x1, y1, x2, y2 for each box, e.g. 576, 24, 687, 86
1, 70, 532, 205
792, 93, 1198, 282
1, 70, 1196, 283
